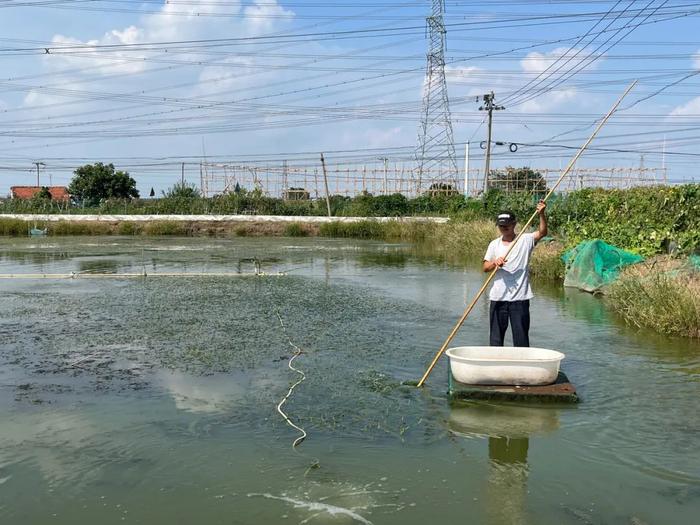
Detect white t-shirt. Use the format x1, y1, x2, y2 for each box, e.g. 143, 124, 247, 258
483, 232, 537, 301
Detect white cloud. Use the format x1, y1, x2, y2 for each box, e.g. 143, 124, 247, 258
46, 1, 294, 76
21, 2, 295, 110
669, 96, 700, 117
521, 46, 602, 75
352, 126, 407, 149
244, 0, 295, 33
445, 65, 488, 97
195, 57, 257, 96
670, 52, 700, 116
517, 88, 578, 113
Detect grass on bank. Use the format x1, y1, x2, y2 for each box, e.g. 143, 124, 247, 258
283, 222, 309, 237
2, 216, 566, 279
318, 218, 565, 279
606, 263, 700, 338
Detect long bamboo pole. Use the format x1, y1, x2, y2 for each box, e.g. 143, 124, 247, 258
416, 81, 637, 388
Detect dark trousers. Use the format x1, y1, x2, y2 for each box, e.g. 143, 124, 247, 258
489, 300, 530, 347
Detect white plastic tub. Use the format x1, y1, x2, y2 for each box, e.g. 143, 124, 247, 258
446, 346, 564, 386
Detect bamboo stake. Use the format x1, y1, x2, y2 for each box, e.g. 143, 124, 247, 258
416, 81, 637, 388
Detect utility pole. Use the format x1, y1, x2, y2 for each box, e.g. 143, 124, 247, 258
181, 162, 185, 185
320, 153, 332, 217
662, 135, 667, 184
282, 159, 288, 199
463, 143, 469, 197
199, 161, 204, 197
33, 162, 45, 187
378, 157, 388, 195
477, 92, 504, 192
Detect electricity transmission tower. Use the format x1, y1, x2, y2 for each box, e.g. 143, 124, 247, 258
415, 0, 458, 191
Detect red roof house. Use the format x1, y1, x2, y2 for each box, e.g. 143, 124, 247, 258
10, 186, 71, 202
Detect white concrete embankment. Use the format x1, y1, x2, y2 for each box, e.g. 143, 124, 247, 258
1, 214, 450, 223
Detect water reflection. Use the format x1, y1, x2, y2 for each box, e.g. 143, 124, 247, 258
155, 369, 289, 415
156, 370, 246, 414
0, 249, 71, 266
357, 250, 410, 268
560, 287, 610, 325
448, 402, 561, 525
78, 259, 121, 274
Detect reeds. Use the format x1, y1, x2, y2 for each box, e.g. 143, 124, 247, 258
530, 242, 566, 280
142, 221, 190, 236
0, 218, 30, 236
606, 265, 700, 338
283, 222, 308, 237
51, 221, 112, 236
318, 220, 387, 239
426, 220, 496, 258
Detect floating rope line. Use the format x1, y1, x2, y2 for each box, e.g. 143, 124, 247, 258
275, 311, 307, 448
0, 271, 285, 279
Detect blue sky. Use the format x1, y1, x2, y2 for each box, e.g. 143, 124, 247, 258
1, 1, 699, 195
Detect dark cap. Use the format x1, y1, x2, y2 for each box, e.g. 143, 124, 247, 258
496, 211, 516, 225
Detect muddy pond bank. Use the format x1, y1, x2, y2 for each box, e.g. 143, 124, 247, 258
0, 236, 698, 525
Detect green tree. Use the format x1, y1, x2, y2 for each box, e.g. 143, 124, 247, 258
427, 182, 459, 196
69, 163, 139, 205
29, 186, 53, 211
33, 187, 52, 201
162, 182, 201, 199
490, 166, 547, 196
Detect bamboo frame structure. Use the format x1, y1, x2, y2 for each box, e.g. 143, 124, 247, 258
416, 81, 638, 388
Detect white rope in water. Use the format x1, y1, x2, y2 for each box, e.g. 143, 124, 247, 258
275, 311, 307, 448
0, 271, 285, 279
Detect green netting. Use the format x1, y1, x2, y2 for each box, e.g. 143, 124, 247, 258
561, 240, 644, 292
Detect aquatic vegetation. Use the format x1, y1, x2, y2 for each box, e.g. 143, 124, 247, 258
530, 242, 565, 280
426, 220, 495, 257
0, 218, 30, 236
143, 221, 190, 236
283, 222, 308, 237
607, 264, 700, 338
117, 221, 144, 235
318, 220, 387, 239
51, 221, 112, 236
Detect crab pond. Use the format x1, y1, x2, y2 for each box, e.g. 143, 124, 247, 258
0, 236, 698, 525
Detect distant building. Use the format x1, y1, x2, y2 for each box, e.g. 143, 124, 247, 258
10, 186, 71, 202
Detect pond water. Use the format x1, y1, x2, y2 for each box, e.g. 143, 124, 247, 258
0, 236, 698, 525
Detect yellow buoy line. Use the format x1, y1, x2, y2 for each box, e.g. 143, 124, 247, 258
0, 271, 286, 279
275, 310, 307, 449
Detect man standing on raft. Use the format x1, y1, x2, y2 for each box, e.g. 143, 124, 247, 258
483, 201, 547, 347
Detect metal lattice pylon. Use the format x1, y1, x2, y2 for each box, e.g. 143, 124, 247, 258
415, 0, 458, 192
